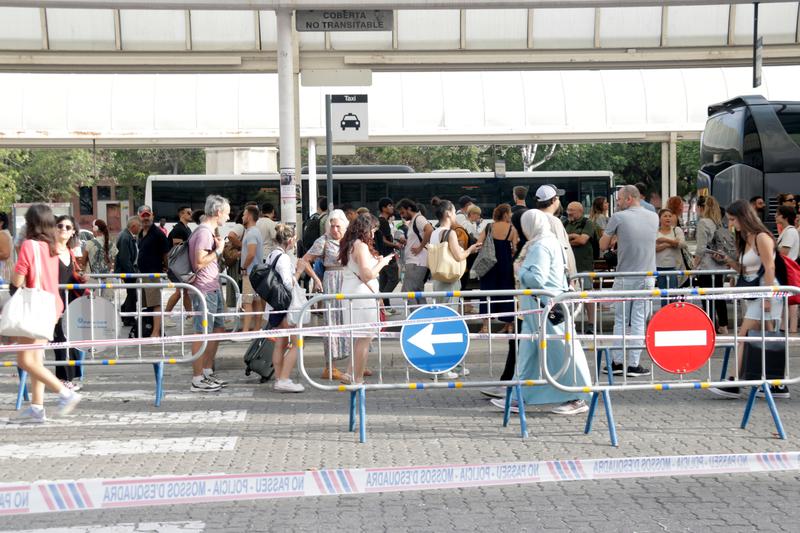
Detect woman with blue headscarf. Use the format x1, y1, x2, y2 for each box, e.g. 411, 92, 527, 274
491, 209, 591, 415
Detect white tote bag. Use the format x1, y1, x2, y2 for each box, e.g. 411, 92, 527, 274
287, 284, 310, 327
0, 242, 57, 340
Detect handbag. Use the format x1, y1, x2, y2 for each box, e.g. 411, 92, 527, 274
602, 248, 618, 268
287, 284, 310, 327
471, 223, 497, 279
0, 242, 57, 340
427, 229, 466, 282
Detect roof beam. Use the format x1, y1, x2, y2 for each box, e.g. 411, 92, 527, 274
0, 1, 784, 10
2, 44, 800, 73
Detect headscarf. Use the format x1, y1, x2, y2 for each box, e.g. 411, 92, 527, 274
325, 209, 349, 237
514, 209, 556, 280
521, 209, 555, 243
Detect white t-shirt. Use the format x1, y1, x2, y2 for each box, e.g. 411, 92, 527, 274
263, 248, 295, 312
256, 217, 277, 256
404, 214, 429, 268
778, 225, 800, 261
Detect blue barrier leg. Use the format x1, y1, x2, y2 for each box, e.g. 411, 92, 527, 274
584, 392, 600, 434
514, 384, 528, 439
357, 387, 366, 443
152, 362, 164, 407
348, 391, 357, 432
740, 386, 758, 429
16, 368, 28, 410
761, 383, 787, 440
502, 386, 513, 427
720, 346, 731, 381
602, 390, 618, 447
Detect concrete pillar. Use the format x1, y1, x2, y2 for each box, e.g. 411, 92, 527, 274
307, 138, 317, 215
669, 132, 678, 198
277, 9, 296, 225
661, 141, 669, 206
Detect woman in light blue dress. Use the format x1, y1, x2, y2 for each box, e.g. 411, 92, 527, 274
513, 209, 591, 415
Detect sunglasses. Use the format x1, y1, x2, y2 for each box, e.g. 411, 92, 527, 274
56, 223, 73, 231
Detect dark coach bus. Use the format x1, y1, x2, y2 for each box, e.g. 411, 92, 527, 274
698, 95, 800, 223
146, 166, 615, 222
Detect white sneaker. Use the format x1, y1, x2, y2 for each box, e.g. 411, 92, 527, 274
480, 387, 505, 399
460, 368, 470, 377
191, 377, 222, 392
56, 391, 82, 416
274, 379, 305, 393
490, 398, 519, 414
438, 371, 459, 380
11, 406, 46, 424
550, 400, 589, 415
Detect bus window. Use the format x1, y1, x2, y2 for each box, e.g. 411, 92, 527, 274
339, 183, 362, 207
701, 108, 744, 166
776, 105, 800, 149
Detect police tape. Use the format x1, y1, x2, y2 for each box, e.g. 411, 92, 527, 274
1, 451, 797, 515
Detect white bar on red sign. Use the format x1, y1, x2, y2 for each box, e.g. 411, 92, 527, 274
653, 330, 707, 347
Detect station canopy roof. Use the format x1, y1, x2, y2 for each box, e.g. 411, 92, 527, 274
0, 2, 798, 72
0, 65, 795, 148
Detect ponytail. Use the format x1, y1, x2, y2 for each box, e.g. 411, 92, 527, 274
94, 219, 111, 266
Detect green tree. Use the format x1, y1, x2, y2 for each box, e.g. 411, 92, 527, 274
11, 149, 94, 203
0, 149, 20, 210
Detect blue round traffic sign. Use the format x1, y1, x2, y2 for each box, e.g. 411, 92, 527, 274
400, 305, 470, 374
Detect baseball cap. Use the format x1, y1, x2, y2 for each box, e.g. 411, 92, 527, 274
137, 205, 153, 217
458, 195, 476, 208
535, 184, 565, 202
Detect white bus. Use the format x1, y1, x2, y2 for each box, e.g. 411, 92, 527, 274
145, 166, 615, 222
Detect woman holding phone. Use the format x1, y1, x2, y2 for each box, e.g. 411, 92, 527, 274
338, 213, 393, 384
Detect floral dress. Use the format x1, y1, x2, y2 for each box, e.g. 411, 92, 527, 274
308, 235, 351, 360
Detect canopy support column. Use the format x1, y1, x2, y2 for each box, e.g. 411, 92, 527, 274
277, 9, 297, 226
308, 138, 317, 215
669, 132, 678, 198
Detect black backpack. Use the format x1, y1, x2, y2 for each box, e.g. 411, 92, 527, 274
302, 213, 322, 251
249, 253, 292, 311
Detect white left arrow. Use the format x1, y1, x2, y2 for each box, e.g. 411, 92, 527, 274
408, 324, 464, 356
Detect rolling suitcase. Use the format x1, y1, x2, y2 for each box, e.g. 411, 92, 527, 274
244, 330, 276, 383
742, 330, 787, 380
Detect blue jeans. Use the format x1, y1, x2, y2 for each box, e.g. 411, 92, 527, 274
611, 276, 655, 367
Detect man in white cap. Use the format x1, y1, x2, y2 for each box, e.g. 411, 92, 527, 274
535, 184, 577, 281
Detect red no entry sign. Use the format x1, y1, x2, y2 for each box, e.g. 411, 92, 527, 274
645, 302, 716, 374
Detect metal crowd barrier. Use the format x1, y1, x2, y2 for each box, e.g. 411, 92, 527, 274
539, 285, 799, 446
89, 272, 241, 335
296, 288, 560, 443
1, 281, 209, 407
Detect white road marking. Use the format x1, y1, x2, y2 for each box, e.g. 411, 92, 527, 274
0, 389, 255, 404
3, 410, 247, 429
653, 330, 707, 348
0, 437, 237, 460
7, 521, 206, 532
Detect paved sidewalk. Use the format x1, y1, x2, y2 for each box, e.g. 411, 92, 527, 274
1, 339, 798, 531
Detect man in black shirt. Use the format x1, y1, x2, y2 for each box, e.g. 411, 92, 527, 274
166, 205, 193, 318
377, 197, 402, 311
137, 205, 170, 337
510, 185, 528, 260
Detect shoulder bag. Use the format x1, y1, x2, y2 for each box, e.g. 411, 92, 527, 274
471, 223, 497, 279
427, 229, 466, 282
0, 242, 57, 340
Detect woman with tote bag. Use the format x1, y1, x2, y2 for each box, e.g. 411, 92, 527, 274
4, 204, 81, 423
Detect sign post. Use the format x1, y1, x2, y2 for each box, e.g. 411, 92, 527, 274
644, 302, 716, 374
324, 94, 369, 210
400, 305, 470, 374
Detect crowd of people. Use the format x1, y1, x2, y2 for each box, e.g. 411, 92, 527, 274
4, 182, 800, 423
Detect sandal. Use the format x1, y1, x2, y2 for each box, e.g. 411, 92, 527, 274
322, 367, 349, 381
363, 368, 373, 377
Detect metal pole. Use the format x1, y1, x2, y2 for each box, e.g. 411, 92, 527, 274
753, 2, 759, 88
277, 9, 297, 226
308, 138, 317, 215
325, 94, 334, 212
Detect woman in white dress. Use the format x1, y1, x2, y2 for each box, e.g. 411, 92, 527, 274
338, 214, 393, 384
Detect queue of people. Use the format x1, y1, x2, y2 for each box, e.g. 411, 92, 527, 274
5, 185, 800, 423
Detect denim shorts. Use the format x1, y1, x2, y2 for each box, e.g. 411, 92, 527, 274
191, 289, 226, 333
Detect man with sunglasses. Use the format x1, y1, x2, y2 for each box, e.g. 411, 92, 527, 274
136, 205, 170, 338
